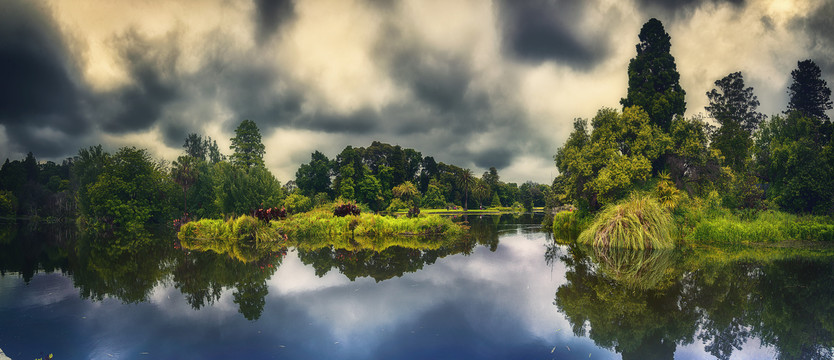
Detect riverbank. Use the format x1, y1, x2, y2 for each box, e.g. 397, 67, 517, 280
553, 194, 834, 248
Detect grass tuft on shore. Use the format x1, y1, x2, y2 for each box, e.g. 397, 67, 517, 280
578, 194, 675, 249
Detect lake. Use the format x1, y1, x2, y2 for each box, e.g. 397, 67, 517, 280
1, 215, 833, 359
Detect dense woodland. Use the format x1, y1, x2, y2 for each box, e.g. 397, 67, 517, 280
0, 119, 548, 236
554, 18, 833, 221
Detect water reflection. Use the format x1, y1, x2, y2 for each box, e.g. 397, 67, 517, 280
1, 217, 833, 359
551, 243, 834, 359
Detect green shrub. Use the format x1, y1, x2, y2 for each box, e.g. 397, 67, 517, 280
578, 194, 675, 249
552, 210, 584, 243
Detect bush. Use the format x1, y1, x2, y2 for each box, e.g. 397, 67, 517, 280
578, 194, 675, 249
334, 202, 361, 217
552, 210, 584, 242
284, 193, 312, 214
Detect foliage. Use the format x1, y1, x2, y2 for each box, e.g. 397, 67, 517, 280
0, 190, 16, 217
253, 207, 287, 222
578, 194, 675, 249
422, 184, 446, 209
552, 210, 585, 243
229, 119, 266, 168
456, 168, 475, 210
278, 208, 466, 242
213, 162, 285, 216
686, 210, 834, 245
666, 115, 721, 195
392, 181, 420, 208
620, 18, 686, 132
295, 150, 333, 197
754, 112, 834, 214
654, 172, 681, 209
787, 59, 833, 122
333, 202, 361, 217
555, 107, 669, 210
283, 193, 312, 214
706, 72, 764, 172
80, 147, 177, 236
385, 198, 410, 213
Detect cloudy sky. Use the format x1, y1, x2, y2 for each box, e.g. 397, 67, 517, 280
2, 0, 833, 184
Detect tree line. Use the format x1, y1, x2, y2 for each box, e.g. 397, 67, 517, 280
555, 18, 833, 216
0, 120, 549, 235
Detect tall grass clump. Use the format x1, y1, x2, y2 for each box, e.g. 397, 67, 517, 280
552, 210, 585, 243
578, 194, 675, 249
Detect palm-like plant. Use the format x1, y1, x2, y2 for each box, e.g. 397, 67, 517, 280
172, 155, 199, 219
456, 169, 474, 210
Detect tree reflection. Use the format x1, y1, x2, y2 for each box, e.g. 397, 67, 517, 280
553, 245, 697, 359
296, 236, 476, 282
176, 234, 286, 320
553, 242, 834, 359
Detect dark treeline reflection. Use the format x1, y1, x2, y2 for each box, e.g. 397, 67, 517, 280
0, 221, 285, 320
291, 214, 517, 282
550, 244, 834, 360
0, 215, 511, 319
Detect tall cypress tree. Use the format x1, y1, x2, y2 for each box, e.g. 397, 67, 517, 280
787, 59, 833, 122
621, 18, 686, 132
230, 119, 266, 169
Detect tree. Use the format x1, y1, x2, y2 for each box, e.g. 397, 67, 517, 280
706, 72, 765, 171
295, 151, 333, 197
172, 155, 199, 219
471, 180, 490, 209
754, 112, 834, 214
392, 181, 420, 208
422, 184, 446, 209
184, 133, 224, 164
230, 120, 265, 168
621, 18, 686, 132
667, 116, 721, 195
356, 173, 384, 211
456, 169, 475, 210
83, 147, 177, 236
555, 107, 670, 210
787, 59, 833, 122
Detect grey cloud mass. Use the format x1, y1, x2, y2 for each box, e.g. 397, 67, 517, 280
497, 0, 610, 69
0, 0, 89, 156
1, 0, 833, 184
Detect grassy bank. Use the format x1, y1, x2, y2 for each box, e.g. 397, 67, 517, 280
178, 209, 468, 251
555, 192, 834, 249
278, 208, 466, 241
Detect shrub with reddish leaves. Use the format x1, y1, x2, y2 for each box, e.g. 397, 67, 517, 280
253, 207, 287, 222
334, 203, 361, 217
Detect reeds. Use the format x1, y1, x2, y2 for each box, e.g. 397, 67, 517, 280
578, 194, 675, 249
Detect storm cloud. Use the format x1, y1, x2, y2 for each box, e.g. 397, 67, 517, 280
0, 0, 89, 156
1, 0, 832, 184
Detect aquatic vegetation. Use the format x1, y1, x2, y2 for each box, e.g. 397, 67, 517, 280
588, 246, 679, 290
278, 208, 466, 243
578, 194, 675, 249
552, 210, 585, 243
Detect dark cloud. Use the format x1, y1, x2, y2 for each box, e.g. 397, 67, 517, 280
472, 148, 514, 169
634, 0, 746, 17
496, 0, 609, 69
252, 0, 296, 44
792, 2, 834, 77
0, 0, 89, 156
98, 29, 182, 134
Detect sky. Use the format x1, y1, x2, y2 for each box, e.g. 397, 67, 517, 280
1, 0, 833, 184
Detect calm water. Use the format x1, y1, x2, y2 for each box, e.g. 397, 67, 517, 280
1, 215, 833, 359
